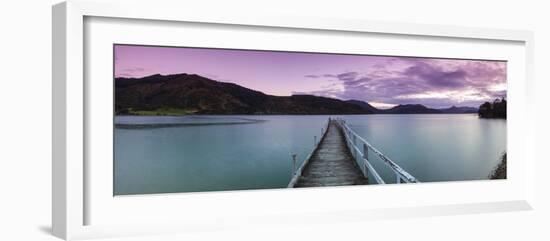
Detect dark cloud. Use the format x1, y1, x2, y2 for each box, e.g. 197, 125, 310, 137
404, 62, 467, 88
304, 74, 320, 78
345, 77, 371, 87
302, 58, 506, 108
336, 72, 359, 82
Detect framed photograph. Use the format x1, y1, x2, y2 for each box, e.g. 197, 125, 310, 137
53, 0, 535, 240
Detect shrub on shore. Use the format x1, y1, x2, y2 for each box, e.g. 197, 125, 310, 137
489, 153, 507, 179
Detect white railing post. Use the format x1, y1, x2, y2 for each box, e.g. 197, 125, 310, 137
292, 154, 297, 176
396, 175, 401, 184
363, 143, 368, 178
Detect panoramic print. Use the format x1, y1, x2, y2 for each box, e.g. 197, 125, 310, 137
114, 44, 507, 195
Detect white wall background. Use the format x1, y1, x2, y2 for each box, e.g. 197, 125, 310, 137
0, 0, 548, 240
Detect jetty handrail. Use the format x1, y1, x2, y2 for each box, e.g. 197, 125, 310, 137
336, 118, 420, 184
287, 119, 331, 188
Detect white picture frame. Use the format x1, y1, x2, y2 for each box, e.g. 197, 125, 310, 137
52, 0, 535, 240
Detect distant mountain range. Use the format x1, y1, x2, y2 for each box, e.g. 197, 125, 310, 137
115, 73, 478, 115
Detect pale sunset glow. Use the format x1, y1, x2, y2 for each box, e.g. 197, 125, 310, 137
369, 102, 398, 109
395, 89, 491, 103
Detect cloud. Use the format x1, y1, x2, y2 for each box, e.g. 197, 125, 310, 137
122, 67, 145, 72
302, 58, 506, 108
344, 77, 371, 87
304, 74, 320, 78
336, 72, 359, 82
117, 73, 136, 78
404, 62, 467, 88
116, 67, 146, 78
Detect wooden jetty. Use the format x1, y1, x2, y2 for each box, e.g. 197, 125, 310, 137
294, 120, 367, 187
288, 118, 419, 188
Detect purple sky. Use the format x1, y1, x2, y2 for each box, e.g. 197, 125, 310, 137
115, 44, 506, 109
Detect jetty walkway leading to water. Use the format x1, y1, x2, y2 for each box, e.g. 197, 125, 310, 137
288, 118, 419, 188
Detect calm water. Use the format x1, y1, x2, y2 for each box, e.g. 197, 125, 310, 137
114, 114, 506, 195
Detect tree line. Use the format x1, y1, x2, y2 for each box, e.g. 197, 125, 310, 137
479, 98, 506, 119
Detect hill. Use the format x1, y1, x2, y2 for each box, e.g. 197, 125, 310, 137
383, 104, 442, 114
343, 100, 478, 114
344, 100, 381, 113
115, 73, 374, 115
438, 106, 478, 114
115, 73, 479, 116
